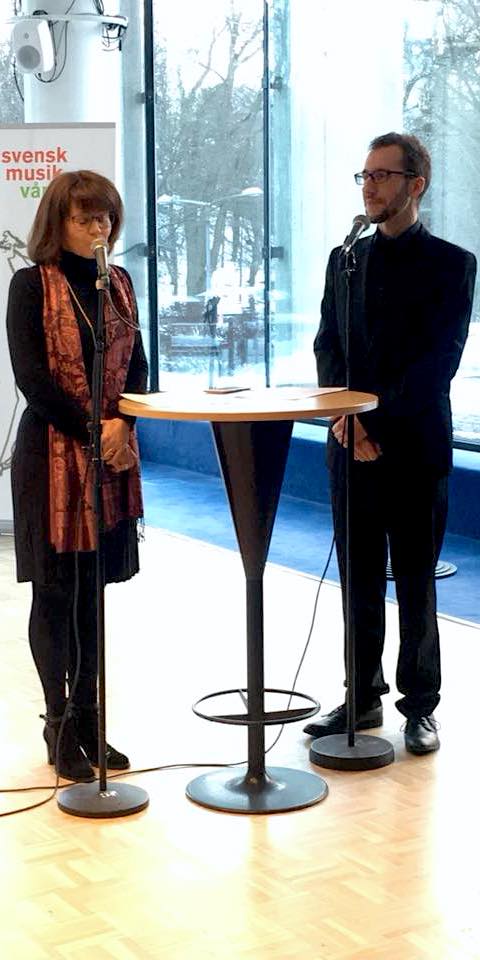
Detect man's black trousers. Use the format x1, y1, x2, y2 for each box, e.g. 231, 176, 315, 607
328, 439, 448, 719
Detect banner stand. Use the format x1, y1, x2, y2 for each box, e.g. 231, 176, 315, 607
0, 122, 115, 530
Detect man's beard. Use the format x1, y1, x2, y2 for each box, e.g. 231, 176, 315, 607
366, 188, 411, 225
368, 208, 389, 224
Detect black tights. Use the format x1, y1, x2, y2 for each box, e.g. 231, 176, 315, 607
29, 556, 98, 717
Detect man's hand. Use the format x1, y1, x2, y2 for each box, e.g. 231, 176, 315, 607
331, 415, 382, 462
101, 418, 137, 472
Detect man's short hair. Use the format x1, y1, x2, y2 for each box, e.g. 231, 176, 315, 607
369, 131, 431, 201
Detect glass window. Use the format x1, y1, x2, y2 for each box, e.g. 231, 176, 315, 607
404, 0, 480, 444
268, 0, 480, 443
152, 0, 265, 390
116, 0, 150, 358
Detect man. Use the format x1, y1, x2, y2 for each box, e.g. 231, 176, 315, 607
304, 132, 476, 754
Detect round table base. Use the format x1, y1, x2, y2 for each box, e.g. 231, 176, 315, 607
310, 733, 395, 771
57, 782, 149, 819
186, 765, 328, 813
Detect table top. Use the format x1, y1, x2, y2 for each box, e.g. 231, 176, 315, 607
119, 386, 378, 423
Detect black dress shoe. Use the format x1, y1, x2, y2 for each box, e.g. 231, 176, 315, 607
404, 716, 440, 755
42, 712, 96, 782
303, 701, 383, 738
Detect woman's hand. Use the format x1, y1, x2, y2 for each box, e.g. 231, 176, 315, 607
101, 418, 137, 472
106, 443, 138, 473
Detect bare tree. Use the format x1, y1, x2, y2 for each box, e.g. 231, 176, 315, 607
155, 9, 263, 297
403, 0, 480, 258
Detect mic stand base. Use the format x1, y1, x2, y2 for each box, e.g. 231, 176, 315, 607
186, 765, 328, 814
57, 781, 149, 819
309, 733, 394, 771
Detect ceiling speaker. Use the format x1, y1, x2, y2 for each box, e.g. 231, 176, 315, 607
12, 18, 55, 75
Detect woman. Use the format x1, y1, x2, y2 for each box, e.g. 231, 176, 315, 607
6, 170, 148, 781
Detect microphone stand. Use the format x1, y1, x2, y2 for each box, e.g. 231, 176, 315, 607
309, 245, 394, 771
58, 264, 149, 817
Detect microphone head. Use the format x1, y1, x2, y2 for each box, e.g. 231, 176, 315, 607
90, 236, 109, 284
90, 236, 108, 253
353, 213, 371, 229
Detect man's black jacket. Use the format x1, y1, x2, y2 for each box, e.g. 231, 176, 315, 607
314, 223, 477, 475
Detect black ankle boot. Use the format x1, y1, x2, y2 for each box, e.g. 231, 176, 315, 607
41, 711, 95, 782
74, 705, 130, 770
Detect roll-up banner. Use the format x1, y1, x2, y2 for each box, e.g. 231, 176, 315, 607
0, 122, 115, 531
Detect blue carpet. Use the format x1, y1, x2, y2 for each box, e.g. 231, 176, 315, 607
141, 461, 480, 625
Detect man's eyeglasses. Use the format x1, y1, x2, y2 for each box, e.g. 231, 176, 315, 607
354, 169, 416, 185
68, 213, 113, 228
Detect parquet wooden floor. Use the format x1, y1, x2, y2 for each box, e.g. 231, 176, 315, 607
1, 528, 479, 959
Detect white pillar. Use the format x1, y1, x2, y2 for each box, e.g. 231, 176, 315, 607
20, 0, 124, 188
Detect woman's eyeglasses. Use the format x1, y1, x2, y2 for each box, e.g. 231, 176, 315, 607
68, 213, 113, 228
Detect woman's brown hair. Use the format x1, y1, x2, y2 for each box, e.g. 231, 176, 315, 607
27, 169, 124, 264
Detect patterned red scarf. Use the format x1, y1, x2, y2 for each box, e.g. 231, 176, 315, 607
40, 263, 143, 553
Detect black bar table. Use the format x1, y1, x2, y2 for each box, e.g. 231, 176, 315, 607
119, 387, 378, 813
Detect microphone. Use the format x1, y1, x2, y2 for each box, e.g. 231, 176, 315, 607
90, 236, 110, 284
341, 214, 370, 255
